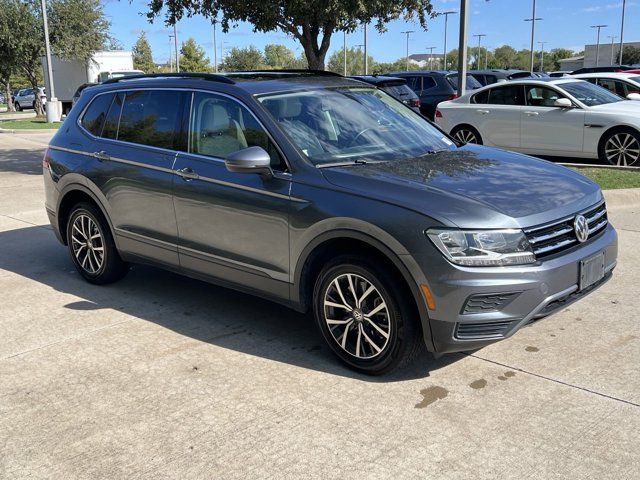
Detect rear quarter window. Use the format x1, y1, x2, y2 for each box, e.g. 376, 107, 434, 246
80, 93, 114, 136
472, 89, 490, 104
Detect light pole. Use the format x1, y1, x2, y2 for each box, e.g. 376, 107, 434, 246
524, 0, 542, 73
40, 0, 59, 121
355, 44, 364, 73
608, 35, 618, 65
426, 46, 436, 69
173, 22, 179, 72
441, 11, 457, 70
212, 19, 218, 72
457, 0, 468, 95
401, 30, 415, 70
538, 41, 547, 71
168, 34, 174, 72
473, 34, 486, 70
363, 23, 368, 75
591, 25, 607, 67
343, 31, 347, 76
618, 0, 627, 65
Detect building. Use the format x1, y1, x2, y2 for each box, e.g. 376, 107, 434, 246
574, 41, 640, 69
558, 55, 585, 72
408, 53, 445, 69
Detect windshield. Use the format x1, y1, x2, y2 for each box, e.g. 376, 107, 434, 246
630, 76, 640, 86
258, 88, 451, 165
446, 74, 482, 90
560, 81, 624, 106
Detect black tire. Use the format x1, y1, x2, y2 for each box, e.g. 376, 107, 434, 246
66, 202, 128, 284
451, 125, 483, 145
598, 127, 640, 167
14, 102, 21, 112
313, 255, 423, 375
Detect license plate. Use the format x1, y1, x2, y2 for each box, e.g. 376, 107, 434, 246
579, 252, 605, 291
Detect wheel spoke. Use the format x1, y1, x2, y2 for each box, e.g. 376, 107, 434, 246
326, 318, 352, 325
358, 285, 376, 309
339, 322, 352, 349
355, 324, 363, 358
365, 301, 387, 318
324, 300, 352, 311
361, 328, 383, 354
346, 274, 358, 304
365, 317, 390, 339
332, 278, 353, 310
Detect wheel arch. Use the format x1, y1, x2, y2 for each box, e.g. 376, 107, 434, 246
57, 184, 115, 246
598, 124, 640, 151
450, 123, 483, 144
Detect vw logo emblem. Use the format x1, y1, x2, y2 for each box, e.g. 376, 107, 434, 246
574, 215, 589, 243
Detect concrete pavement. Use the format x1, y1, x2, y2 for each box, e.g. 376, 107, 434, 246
0, 132, 639, 479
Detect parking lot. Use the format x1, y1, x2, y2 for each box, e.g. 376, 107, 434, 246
1, 131, 639, 479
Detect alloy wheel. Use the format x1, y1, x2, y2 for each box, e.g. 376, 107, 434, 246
605, 133, 640, 167
453, 129, 478, 144
71, 214, 105, 274
323, 273, 391, 359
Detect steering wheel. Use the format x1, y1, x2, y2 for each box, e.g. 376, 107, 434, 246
349, 128, 373, 147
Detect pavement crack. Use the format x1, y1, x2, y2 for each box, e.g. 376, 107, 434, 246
466, 352, 640, 408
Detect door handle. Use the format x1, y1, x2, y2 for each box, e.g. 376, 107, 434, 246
176, 167, 199, 180
93, 150, 110, 161
476, 109, 490, 115
524, 111, 539, 116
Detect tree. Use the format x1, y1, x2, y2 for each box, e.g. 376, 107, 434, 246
0, 0, 22, 111
492, 45, 518, 69
221, 46, 265, 71
264, 44, 296, 69
327, 47, 374, 75
133, 31, 155, 73
547, 48, 574, 71
144, 1, 436, 70
622, 46, 640, 65
179, 38, 211, 72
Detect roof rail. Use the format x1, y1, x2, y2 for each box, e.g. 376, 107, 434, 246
102, 72, 235, 85
225, 69, 343, 77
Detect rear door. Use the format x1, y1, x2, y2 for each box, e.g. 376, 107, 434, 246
82, 89, 186, 267
472, 84, 523, 148
171, 91, 291, 296
521, 84, 585, 153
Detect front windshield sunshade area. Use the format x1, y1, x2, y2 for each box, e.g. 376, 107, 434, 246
258, 88, 451, 165
561, 81, 625, 106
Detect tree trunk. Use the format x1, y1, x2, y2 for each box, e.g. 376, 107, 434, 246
3, 81, 14, 112
297, 23, 333, 70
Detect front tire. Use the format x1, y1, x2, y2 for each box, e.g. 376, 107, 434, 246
451, 125, 483, 145
14, 102, 21, 112
313, 256, 423, 375
66, 202, 128, 284
599, 128, 640, 167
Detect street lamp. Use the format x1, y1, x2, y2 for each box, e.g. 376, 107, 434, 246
618, 0, 627, 65
343, 31, 347, 76
457, 0, 469, 95
441, 11, 457, 70
212, 19, 218, 73
173, 22, 179, 72
426, 46, 436, 69
401, 30, 415, 70
538, 41, 547, 71
608, 35, 618, 65
40, 0, 59, 121
473, 34, 486, 70
363, 23, 368, 75
168, 34, 174, 72
591, 25, 607, 67
524, 0, 543, 73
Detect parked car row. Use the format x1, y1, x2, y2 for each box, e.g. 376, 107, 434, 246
9, 87, 46, 111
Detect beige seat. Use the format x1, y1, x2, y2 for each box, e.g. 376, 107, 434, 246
197, 103, 248, 158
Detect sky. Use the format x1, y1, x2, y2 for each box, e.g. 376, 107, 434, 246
103, 0, 639, 65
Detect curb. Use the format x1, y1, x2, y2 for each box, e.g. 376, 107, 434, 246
602, 188, 640, 208
561, 163, 640, 172
0, 127, 59, 134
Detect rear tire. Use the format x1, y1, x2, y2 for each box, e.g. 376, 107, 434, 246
451, 125, 483, 145
313, 255, 423, 375
598, 128, 640, 167
14, 102, 21, 112
66, 202, 128, 285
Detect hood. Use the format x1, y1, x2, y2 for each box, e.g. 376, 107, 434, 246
590, 100, 640, 113
320, 145, 602, 228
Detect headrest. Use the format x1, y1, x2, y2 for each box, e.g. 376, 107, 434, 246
202, 103, 231, 132
276, 98, 302, 119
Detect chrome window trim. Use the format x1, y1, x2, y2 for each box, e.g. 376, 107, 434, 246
76, 86, 291, 172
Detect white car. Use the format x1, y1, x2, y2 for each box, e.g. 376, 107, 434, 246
13, 87, 46, 111
571, 72, 640, 101
434, 78, 640, 166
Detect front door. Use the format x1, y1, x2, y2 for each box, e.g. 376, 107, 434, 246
521, 85, 585, 153
172, 91, 291, 298
473, 84, 523, 148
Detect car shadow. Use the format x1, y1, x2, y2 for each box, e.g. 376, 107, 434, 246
0, 147, 45, 175
0, 224, 464, 382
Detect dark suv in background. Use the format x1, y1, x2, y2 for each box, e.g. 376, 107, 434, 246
349, 75, 421, 112
43, 71, 617, 375
387, 70, 482, 119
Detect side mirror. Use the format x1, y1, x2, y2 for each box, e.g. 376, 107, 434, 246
626, 93, 640, 101
225, 146, 273, 178
553, 98, 574, 108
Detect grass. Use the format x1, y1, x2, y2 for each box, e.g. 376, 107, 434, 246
571, 167, 640, 190
0, 118, 60, 130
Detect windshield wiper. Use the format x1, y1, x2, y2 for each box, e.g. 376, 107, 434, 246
316, 158, 387, 168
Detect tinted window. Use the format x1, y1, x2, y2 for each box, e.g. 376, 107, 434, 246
404, 76, 422, 91
118, 90, 183, 149
384, 84, 418, 100
525, 86, 566, 107
81, 93, 114, 136
596, 79, 627, 97
560, 81, 623, 106
488, 85, 524, 105
446, 74, 482, 89
421, 76, 437, 89
485, 75, 498, 85
102, 93, 123, 140
190, 92, 284, 169
472, 89, 490, 104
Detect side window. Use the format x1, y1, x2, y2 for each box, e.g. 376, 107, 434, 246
80, 93, 114, 136
404, 76, 422, 92
118, 90, 184, 150
189, 92, 284, 170
487, 85, 524, 105
485, 75, 497, 85
101, 93, 123, 140
525, 86, 566, 107
421, 76, 437, 90
472, 89, 490, 104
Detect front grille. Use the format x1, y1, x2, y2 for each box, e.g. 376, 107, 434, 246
461, 292, 520, 314
455, 320, 516, 339
524, 202, 608, 259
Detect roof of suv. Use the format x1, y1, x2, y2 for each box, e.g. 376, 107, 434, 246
92, 71, 369, 96
386, 70, 456, 77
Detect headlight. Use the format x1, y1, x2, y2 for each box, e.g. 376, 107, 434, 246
427, 229, 536, 266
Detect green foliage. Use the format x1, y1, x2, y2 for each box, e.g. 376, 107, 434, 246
547, 48, 574, 71
221, 46, 266, 71
622, 46, 640, 65
133, 31, 155, 73
144, 0, 436, 70
180, 38, 211, 72
264, 44, 295, 69
327, 47, 375, 75
491, 45, 518, 69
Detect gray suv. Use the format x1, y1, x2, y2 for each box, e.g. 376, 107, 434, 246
43, 71, 617, 375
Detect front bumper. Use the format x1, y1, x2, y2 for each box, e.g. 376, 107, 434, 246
418, 223, 618, 353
